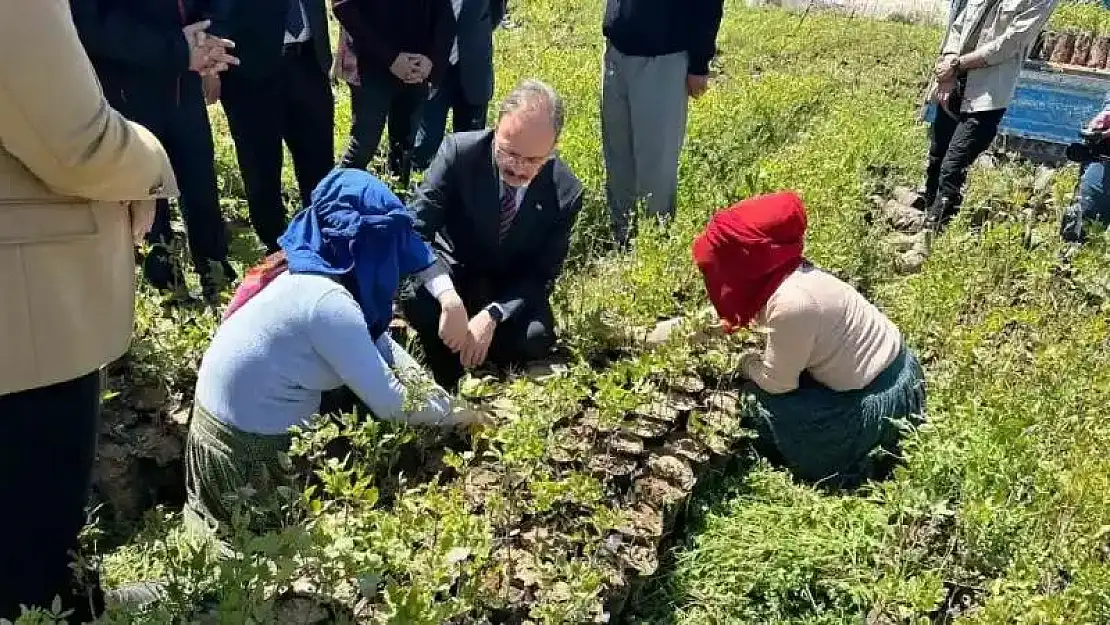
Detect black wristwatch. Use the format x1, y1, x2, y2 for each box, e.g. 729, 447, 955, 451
486, 304, 505, 323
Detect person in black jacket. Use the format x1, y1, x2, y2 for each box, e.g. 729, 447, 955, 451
205, 0, 335, 253
411, 0, 506, 171
401, 80, 583, 388
333, 0, 455, 190
71, 0, 240, 299
601, 0, 724, 248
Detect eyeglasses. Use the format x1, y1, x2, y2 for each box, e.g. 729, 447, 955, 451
494, 141, 553, 168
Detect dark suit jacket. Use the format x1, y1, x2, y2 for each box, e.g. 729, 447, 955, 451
411, 129, 583, 318
453, 0, 505, 105
70, 0, 208, 107
333, 0, 455, 87
208, 0, 331, 79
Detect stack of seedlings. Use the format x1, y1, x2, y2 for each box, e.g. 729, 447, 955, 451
1030, 1, 1110, 70
286, 334, 761, 624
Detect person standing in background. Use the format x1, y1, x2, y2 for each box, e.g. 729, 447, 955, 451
1060, 94, 1110, 243
411, 0, 507, 171
601, 0, 724, 248
920, 0, 1055, 234
71, 0, 240, 300
205, 0, 335, 253
0, 0, 178, 620
333, 0, 455, 190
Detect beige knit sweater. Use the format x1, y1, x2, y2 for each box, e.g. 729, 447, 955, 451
742, 265, 903, 395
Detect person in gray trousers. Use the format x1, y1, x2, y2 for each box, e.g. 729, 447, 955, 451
601, 0, 724, 248
412, 0, 507, 170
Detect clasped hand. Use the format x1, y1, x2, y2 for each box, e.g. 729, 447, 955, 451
437, 293, 498, 370
183, 20, 239, 77
390, 52, 433, 84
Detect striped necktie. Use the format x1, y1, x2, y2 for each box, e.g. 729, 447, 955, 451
499, 184, 518, 242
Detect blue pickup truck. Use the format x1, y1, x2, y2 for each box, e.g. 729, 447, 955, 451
927, 0, 1110, 162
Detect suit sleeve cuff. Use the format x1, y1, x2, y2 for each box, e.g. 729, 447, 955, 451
486, 302, 511, 321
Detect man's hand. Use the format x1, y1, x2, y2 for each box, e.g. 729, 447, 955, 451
390, 53, 421, 83
410, 54, 433, 83
934, 54, 959, 82
461, 309, 498, 369
183, 21, 238, 76
437, 290, 470, 353
202, 74, 221, 105
1089, 110, 1110, 134
127, 200, 155, 246
936, 77, 958, 116
686, 74, 710, 99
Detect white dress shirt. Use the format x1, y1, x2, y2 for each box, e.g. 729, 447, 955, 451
284, 1, 310, 44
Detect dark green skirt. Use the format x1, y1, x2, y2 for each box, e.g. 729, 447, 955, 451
183, 404, 294, 541
745, 345, 927, 489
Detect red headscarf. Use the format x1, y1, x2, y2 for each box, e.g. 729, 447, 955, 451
691, 191, 807, 332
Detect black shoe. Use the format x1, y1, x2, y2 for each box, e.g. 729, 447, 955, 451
143, 244, 184, 293
200, 259, 238, 302
925, 196, 958, 236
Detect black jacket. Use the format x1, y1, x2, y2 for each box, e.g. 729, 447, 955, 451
453, 0, 506, 105
410, 130, 584, 318
70, 0, 205, 106
602, 0, 724, 75
333, 0, 456, 86
208, 0, 332, 79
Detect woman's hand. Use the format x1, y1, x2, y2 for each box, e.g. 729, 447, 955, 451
437, 290, 470, 353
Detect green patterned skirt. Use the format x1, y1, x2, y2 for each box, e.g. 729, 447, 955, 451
183, 404, 295, 540
745, 344, 927, 489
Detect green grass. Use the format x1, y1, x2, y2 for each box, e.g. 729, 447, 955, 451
27, 1, 1110, 624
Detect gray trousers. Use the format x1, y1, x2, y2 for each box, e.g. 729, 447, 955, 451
601, 43, 690, 245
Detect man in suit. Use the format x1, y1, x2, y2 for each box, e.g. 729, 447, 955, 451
411, 0, 506, 171
0, 1, 177, 620
70, 0, 240, 300
333, 0, 455, 191
206, 0, 335, 253
402, 79, 583, 388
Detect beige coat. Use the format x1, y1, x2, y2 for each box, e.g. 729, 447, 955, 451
941, 0, 1058, 112
0, 0, 178, 396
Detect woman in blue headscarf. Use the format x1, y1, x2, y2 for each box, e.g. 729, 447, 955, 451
184, 169, 481, 538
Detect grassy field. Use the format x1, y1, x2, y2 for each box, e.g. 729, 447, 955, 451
18, 1, 1110, 624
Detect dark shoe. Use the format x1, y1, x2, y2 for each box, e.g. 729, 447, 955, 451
199, 259, 238, 302
925, 196, 958, 236
143, 244, 184, 293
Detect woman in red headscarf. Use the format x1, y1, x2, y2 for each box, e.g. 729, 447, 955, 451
692, 191, 926, 489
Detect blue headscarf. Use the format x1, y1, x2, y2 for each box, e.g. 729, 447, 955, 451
277, 168, 436, 336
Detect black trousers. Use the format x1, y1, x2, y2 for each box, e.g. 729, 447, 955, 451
924, 90, 1005, 224
112, 78, 229, 273
0, 371, 105, 624
221, 42, 336, 252
338, 69, 428, 190
411, 63, 490, 171
400, 270, 556, 389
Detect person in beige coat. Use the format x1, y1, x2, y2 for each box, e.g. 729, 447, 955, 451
0, 0, 179, 621
920, 0, 1057, 232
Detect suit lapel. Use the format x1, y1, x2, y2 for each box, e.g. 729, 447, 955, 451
476, 137, 503, 251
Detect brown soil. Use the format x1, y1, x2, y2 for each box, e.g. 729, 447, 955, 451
1090, 36, 1110, 68
1072, 32, 1093, 66
605, 432, 645, 457
647, 454, 696, 491
621, 416, 672, 440
632, 476, 686, 510
1050, 32, 1076, 64
662, 434, 711, 465
587, 453, 639, 478
1039, 32, 1058, 61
